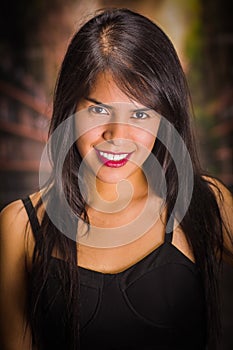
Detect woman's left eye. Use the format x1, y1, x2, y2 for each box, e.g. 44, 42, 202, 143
132, 111, 149, 119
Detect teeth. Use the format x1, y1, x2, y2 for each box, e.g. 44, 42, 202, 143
99, 151, 128, 161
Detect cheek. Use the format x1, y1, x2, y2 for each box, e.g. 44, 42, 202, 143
134, 131, 156, 151
75, 128, 104, 158
75, 138, 85, 158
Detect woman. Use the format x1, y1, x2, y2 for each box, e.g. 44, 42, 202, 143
0, 8, 232, 350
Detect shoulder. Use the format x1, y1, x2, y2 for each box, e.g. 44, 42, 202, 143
0, 191, 42, 270
0, 198, 28, 238
0, 190, 42, 231
201, 175, 232, 223
0, 191, 44, 227
202, 175, 233, 262
202, 175, 232, 208
0, 197, 37, 348
0, 199, 30, 289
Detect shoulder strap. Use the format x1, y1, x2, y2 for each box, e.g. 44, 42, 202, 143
165, 214, 175, 243
22, 196, 41, 241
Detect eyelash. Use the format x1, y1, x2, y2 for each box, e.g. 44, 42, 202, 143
88, 106, 110, 115
131, 111, 150, 120
88, 105, 150, 120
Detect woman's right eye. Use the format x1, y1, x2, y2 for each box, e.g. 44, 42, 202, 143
88, 106, 109, 115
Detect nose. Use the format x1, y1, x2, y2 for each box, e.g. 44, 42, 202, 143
102, 123, 130, 145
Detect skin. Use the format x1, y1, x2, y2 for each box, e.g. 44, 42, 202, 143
74, 72, 163, 247
0, 73, 232, 349
75, 72, 160, 197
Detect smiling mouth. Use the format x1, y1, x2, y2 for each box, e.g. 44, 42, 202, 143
95, 149, 133, 168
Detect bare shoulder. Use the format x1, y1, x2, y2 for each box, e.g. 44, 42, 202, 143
0, 198, 29, 240
0, 190, 43, 227
202, 175, 233, 214
203, 175, 233, 262
0, 191, 42, 270
0, 196, 39, 349
202, 175, 233, 225
0, 198, 30, 272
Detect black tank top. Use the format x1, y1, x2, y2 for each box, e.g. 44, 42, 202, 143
22, 196, 207, 350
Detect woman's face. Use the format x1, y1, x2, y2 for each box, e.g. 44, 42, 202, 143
75, 73, 160, 184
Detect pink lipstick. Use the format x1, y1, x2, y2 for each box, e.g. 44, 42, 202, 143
95, 149, 133, 168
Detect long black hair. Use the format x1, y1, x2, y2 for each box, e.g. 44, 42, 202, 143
25, 8, 232, 349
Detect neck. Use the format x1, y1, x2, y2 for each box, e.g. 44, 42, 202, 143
83, 168, 148, 213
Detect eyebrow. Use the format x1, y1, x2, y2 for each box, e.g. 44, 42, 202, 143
85, 97, 114, 110
85, 97, 152, 112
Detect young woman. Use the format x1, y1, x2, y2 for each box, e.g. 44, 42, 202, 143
0, 8, 232, 350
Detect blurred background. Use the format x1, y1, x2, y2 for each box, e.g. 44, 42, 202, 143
0, 0, 232, 348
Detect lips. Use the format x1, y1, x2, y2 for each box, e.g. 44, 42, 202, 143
95, 149, 133, 168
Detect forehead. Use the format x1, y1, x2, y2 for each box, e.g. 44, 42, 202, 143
89, 72, 142, 106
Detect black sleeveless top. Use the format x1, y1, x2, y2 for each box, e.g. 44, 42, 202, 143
22, 196, 207, 350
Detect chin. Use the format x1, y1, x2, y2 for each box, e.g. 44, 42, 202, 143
96, 166, 136, 184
